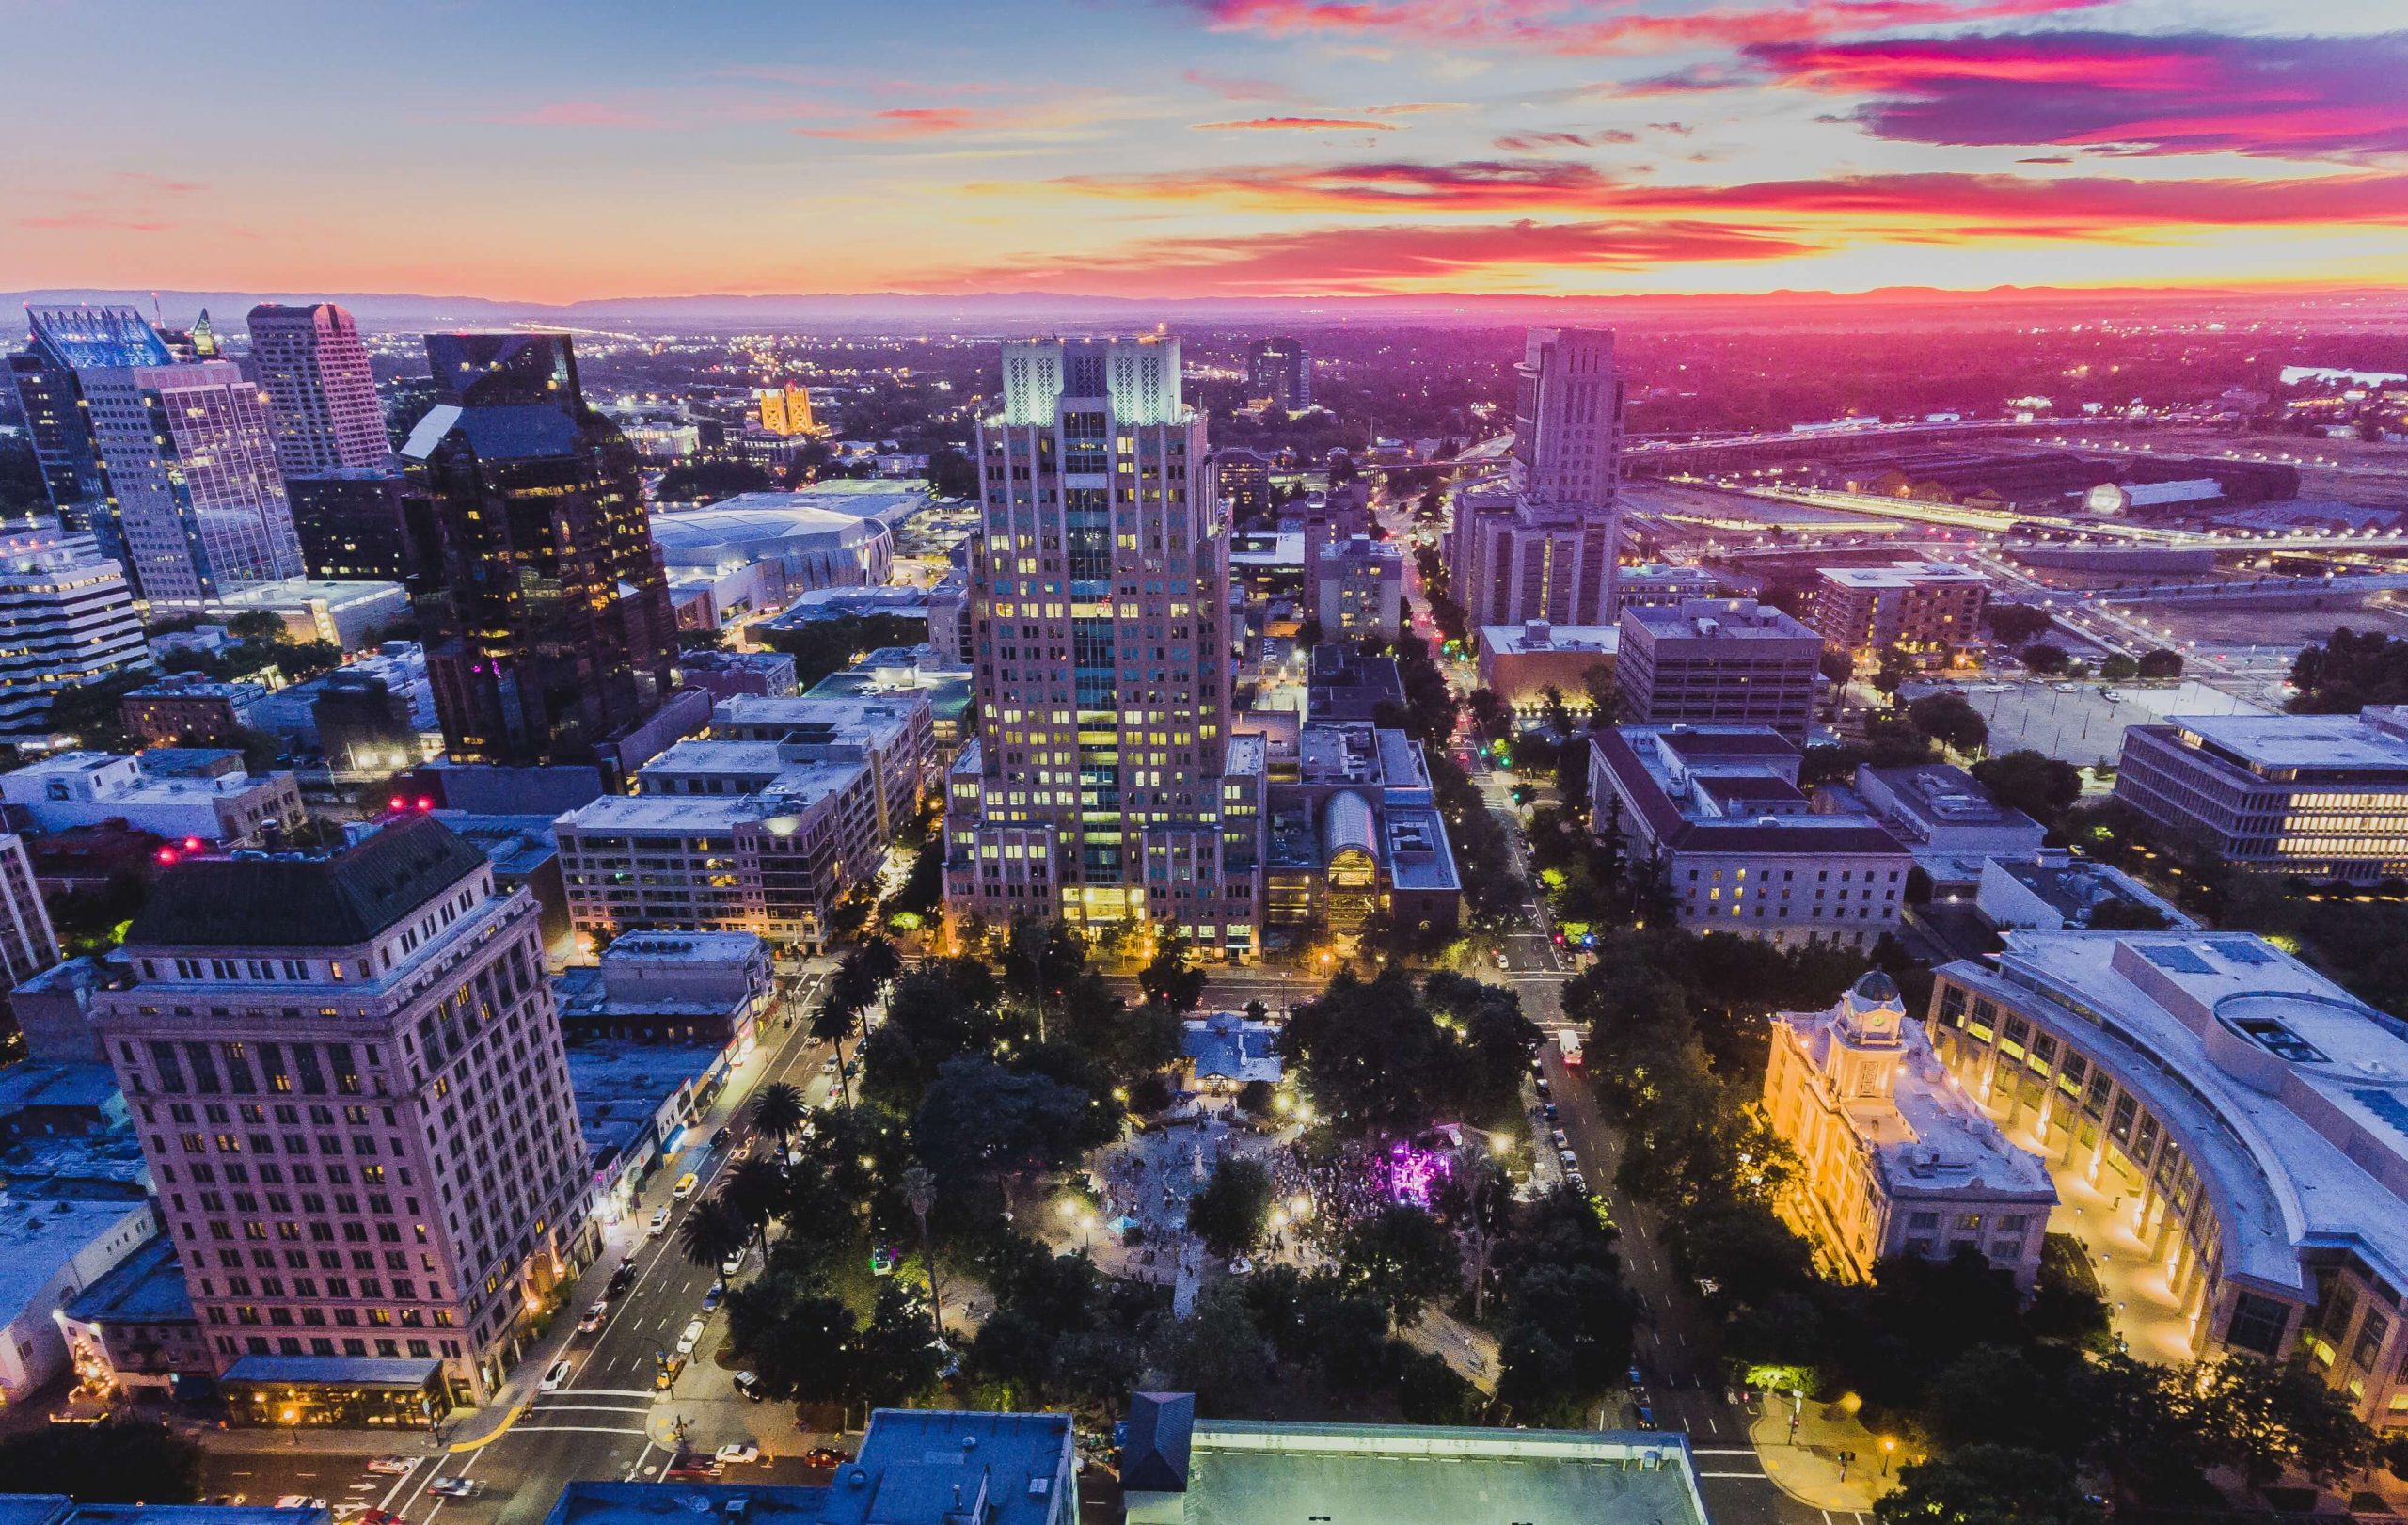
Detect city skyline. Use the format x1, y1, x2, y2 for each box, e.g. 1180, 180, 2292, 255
5, 0, 2403, 304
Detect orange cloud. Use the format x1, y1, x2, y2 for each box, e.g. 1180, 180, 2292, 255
798, 106, 1027, 141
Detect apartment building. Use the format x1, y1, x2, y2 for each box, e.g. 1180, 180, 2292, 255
1810, 561, 1988, 668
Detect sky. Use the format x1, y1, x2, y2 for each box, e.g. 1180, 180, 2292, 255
5, 0, 2404, 303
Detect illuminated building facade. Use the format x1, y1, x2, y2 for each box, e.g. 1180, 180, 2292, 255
0, 517, 148, 738
1245, 337, 1311, 413
401, 333, 679, 769
1810, 560, 1988, 669
245, 304, 391, 475
92, 818, 593, 1408
754, 385, 816, 437
2115, 707, 2408, 883
1450, 328, 1625, 629
944, 337, 1261, 956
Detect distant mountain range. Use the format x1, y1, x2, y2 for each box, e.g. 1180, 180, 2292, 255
7, 283, 2402, 334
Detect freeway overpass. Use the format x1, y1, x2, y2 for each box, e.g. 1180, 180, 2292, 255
2070, 571, 2408, 607
1622, 417, 2065, 477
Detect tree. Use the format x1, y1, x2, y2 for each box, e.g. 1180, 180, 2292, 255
1581, 661, 1620, 724
1137, 935, 1208, 1012
0, 1421, 203, 1503
2021, 643, 2070, 675
1466, 687, 1513, 740
1876, 1445, 2102, 1525
911, 1056, 1115, 1185
1873, 645, 1916, 701
1153, 1281, 1274, 1412
1338, 1205, 1463, 1326
1907, 692, 1988, 754
676, 1197, 750, 1275
1971, 750, 2083, 825
926, 444, 978, 500
720, 1156, 788, 1248
2083, 898, 2169, 930
1188, 1157, 1275, 1258
749, 1081, 807, 1157
1986, 603, 2054, 646
2136, 647, 2184, 680
853, 1279, 945, 1407
225, 610, 286, 643
1541, 685, 1574, 739
656, 459, 777, 500
2098, 653, 2139, 682
1819, 648, 1858, 689
2194, 1355, 2382, 1491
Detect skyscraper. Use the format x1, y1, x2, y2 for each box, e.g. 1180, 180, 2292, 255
1450, 326, 1624, 628
0, 516, 149, 737
0, 832, 60, 992
8, 307, 304, 606
92, 816, 593, 1407
246, 304, 391, 475
401, 333, 678, 769
943, 337, 1262, 954
1246, 337, 1312, 412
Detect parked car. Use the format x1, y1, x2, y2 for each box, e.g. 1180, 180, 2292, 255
1558, 1148, 1578, 1168
721, 1248, 745, 1277
677, 1318, 706, 1355
714, 1445, 761, 1467
734, 1370, 765, 1402
656, 1355, 687, 1390
365, 1457, 414, 1477
1543, 1102, 1560, 1122
702, 1283, 725, 1312
541, 1358, 573, 1392
1550, 1129, 1570, 1149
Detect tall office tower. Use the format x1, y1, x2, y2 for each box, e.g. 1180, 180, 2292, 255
246, 304, 392, 475
754, 385, 816, 437
92, 817, 593, 1408
0, 517, 149, 737
1450, 326, 1625, 628
401, 332, 678, 768
0, 832, 60, 991
943, 337, 1264, 956
285, 469, 419, 581
1246, 337, 1312, 412
9, 308, 304, 605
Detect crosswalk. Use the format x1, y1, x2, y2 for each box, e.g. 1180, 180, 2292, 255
509, 1387, 654, 1438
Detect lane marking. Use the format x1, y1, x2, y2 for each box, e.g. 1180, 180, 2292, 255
504, 1424, 651, 1438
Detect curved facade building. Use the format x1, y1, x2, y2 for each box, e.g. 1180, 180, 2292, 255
650, 495, 894, 590
1928, 930, 2408, 1427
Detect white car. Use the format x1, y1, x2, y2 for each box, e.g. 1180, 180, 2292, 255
365, 1456, 415, 1477
648, 1207, 671, 1237
1980, 683, 2010, 693
541, 1358, 573, 1392
578, 1301, 608, 1332
1550, 1128, 1570, 1148
721, 1248, 745, 1277
714, 1444, 762, 1467
1228, 1257, 1254, 1276
427, 1479, 483, 1500
275, 1499, 326, 1512
677, 1318, 706, 1355
1558, 1148, 1579, 1168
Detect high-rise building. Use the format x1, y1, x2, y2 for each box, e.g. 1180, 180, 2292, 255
10, 308, 305, 604
754, 385, 816, 437
401, 333, 679, 769
1450, 327, 1624, 629
1211, 448, 1274, 522
285, 469, 419, 581
1809, 560, 1988, 669
0, 517, 149, 737
245, 304, 391, 475
1616, 597, 1822, 741
943, 337, 1262, 955
0, 831, 60, 992
1246, 337, 1311, 413
92, 817, 594, 1408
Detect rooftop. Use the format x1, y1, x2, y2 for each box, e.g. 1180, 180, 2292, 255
2159, 707, 2408, 777
0, 1500, 326, 1525
1961, 929, 2408, 1297
558, 761, 864, 833
1624, 597, 1816, 642
1860, 763, 2042, 835
1478, 624, 1619, 655
0, 1194, 154, 1322
1595, 726, 1912, 859
428, 811, 561, 877
218, 1354, 443, 1389
1817, 560, 1985, 589
60, 1235, 194, 1325
125, 817, 488, 949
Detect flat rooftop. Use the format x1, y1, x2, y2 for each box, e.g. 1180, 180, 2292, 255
1817, 561, 1984, 588
1864, 763, 2039, 832
1478, 624, 1619, 654
1167, 1421, 1711, 1525
61, 1234, 193, 1325
1969, 930, 2408, 1297
0, 1192, 154, 1318
557, 763, 863, 832
1624, 597, 1815, 642
2165, 708, 2408, 775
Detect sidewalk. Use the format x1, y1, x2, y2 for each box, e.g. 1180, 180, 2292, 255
1747, 1392, 1907, 1515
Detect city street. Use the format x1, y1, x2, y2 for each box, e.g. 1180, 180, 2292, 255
198, 965, 846, 1525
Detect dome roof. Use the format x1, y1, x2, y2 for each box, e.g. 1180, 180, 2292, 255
1852, 969, 1903, 1006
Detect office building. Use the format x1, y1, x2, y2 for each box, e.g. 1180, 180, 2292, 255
1976, 850, 2192, 933
1475, 621, 1618, 713
0, 751, 303, 845
2115, 707, 2408, 883
1120, 1392, 1712, 1525
1450, 328, 1625, 629
120, 676, 270, 747
1810, 560, 1988, 668
1763, 971, 2055, 1291
676, 649, 798, 702
402, 333, 679, 769
754, 384, 816, 437
553, 930, 772, 1053
1613, 563, 1730, 613
0, 833, 60, 993
1617, 597, 1820, 742
1844, 760, 2046, 891
54, 1234, 214, 1395
244, 304, 390, 476
1310, 534, 1402, 643
803, 647, 975, 759
703, 691, 932, 839
284, 470, 419, 582
0, 1193, 161, 1404
1591, 724, 1912, 946
1246, 337, 1311, 413
0, 517, 148, 738
943, 337, 1255, 955
1927, 930, 2408, 1422
1262, 724, 1460, 942
1212, 448, 1275, 521
11, 308, 304, 605
92, 816, 594, 1409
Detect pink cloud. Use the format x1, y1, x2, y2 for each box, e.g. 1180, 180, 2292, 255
1195, 115, 1399, 131
798, 106, 1022, 141
1185, 0, 2113, 55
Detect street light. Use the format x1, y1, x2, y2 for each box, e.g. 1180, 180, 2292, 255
1880, 1437, 1896, 1476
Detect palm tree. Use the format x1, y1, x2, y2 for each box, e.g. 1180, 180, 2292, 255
814, 939, 899, 1105
675, 1197, 749, 1277
750, 1082, 806, 1160
721, 1157, 787, 1254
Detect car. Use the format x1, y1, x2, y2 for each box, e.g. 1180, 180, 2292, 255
734, 1370, 766, 1402
426, 1480, 483, 1500
702, 1283, 726, 1312
2052, 681, 2079, 693
1228, 1257, 1254, 1275
1565, 1171, 1588, 1193
677, 1318, 706, 1355
714, 1445, 762, 1467
648, 1207, 670, 1237
578, 1301, 608, 1332
609, 1259, 639, 1294
1634, 1404, 1659, 1431
721, 1248, 745, 1277
869, 1244, 897, 1277
276, 1499, 328, 1512
541, 1358, 573, 1392
1627, 1363, 1648, 1389
2100, 688, 2125, 702
365, 1456, 415, 1477
1492, 947, 1509, 970
712, 1126, 732, 1151
801, 1447, 853, 1469
673, 1172, 700, 1199
1550, 1128, 1570, 1148
1980, 682, 2010, 692
1533, 1077, 1551, 1097
663, 1459, 721, 1483
656, 1354, 687, 1390
1558, 1148, 1578, 1168
1542, 1102, 1560, 1122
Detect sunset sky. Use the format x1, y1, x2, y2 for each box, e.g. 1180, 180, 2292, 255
8, 0, 2404, 302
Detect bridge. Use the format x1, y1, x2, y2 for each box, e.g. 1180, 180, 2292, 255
2068, 571, 2408, 607
1622, 417, 2067, 477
